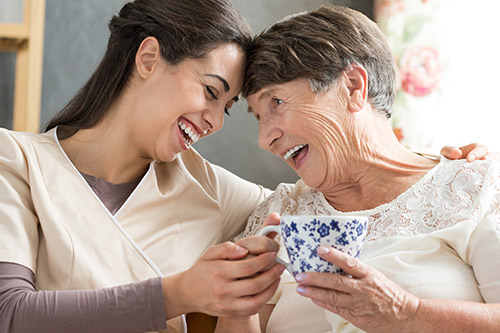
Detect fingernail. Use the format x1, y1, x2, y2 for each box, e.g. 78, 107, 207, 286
279, 265, 286, 273
297, 286, 307, 294
270, 252, 277, 260
235, 246, 248, 254
295, 273, 306, 282
317, 246, 330, 254
469, 154, 476, 161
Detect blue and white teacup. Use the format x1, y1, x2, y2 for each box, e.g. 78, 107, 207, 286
258, 215, 368, 276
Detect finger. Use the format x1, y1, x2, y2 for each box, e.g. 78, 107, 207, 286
295, 270, 357, 293
224, 252, 279, 280
297, 284, 352, 310
202, 241, 249, 261
439, 146, 462, 160
219, 278, 282, 317
235, 235, 279, 255
228, 263, 285, 298
462, 143, 488, 162
261, 212, 281, 239
262, 212, 280, 227
486, 152, 500, 162
316, 246, 369, 278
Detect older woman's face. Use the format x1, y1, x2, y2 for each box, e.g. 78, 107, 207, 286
247, 78, 354, 189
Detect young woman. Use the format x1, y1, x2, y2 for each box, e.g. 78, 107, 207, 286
0, 1, 283, 332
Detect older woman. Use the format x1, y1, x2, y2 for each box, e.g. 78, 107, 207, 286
216, 5, 500, 333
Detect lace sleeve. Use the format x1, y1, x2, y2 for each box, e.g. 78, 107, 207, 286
233, 182, 301, 241
233, 192, 277, 241
468, 162, 500, 301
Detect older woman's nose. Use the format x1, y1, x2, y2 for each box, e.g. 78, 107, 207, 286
258, 121, 281, 151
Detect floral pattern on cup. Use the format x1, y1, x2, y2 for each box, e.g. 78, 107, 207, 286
259, 215, 368, 277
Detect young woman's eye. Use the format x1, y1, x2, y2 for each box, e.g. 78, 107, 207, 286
206, 86, 217, 100
224, 100, 236, 116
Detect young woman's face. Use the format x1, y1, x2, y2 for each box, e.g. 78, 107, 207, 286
133, 43, 246, 163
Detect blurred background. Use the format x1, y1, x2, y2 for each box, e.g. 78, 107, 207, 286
0, 0, 498, 189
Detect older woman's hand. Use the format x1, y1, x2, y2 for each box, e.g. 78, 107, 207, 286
441, 143, 500, 162
295, 246, 419, 333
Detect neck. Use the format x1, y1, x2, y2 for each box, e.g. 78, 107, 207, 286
319, 111, 439, 212
58, 100, 150, 184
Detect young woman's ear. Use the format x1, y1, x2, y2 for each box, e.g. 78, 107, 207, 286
344, 64, 368, 112
135, 36, 160, 78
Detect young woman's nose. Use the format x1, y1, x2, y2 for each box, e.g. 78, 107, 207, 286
203, 105, 225, 133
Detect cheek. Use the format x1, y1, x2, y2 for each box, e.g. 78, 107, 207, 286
298, 108, 349, 169
292, 106, 345, 144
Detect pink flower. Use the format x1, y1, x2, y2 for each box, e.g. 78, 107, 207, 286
399, 46, 442, 97
393, 128, 404, 142
374, 0, 404, 20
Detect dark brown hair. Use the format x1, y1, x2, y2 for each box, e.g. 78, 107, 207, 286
45, 0, 252, 132
243, 5, 396, 118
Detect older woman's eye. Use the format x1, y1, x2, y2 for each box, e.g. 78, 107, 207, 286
273, 98, 283, 107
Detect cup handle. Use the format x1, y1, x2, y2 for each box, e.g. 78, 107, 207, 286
258, 225, 294, 275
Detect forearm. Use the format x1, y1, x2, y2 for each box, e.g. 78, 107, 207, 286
0, 262, 167, 332
410, 299, 500, 333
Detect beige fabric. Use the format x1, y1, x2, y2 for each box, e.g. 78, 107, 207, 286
243, 158, 500, 332
0, 128, 270, 332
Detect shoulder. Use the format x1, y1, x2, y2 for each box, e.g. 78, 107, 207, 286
250, 180, 311, 219
0, 129, 54, 169
437, 157, 498, 186
0, 128, 55, 153
240, 180, 315, 237
155, 148, 269, 199
433, 158, 500, 212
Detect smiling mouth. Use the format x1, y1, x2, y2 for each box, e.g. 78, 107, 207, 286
178, 121, 200, 147
283, 144, 307, 161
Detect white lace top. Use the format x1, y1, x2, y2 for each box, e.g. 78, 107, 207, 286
241, 158, 500, 333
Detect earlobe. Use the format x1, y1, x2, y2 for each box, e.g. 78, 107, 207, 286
135, 36, 160, 78
345, 64, 368, 113
351, 90, 364, 112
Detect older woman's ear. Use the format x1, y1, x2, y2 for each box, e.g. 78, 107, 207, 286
344, 64, 368, 112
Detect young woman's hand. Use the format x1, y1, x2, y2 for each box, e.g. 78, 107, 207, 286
162, 232, 284, 319
441, 143, 500, 161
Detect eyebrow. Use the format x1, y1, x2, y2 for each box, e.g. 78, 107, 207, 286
206, 74, 230, 92
259, 90, 273, 102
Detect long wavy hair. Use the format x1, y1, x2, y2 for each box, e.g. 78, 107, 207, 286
45, 0, 252, 132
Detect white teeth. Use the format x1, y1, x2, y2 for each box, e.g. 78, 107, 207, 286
178, 121, 200, 146
283, 144, 306, 160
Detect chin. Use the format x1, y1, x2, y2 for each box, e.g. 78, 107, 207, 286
300, 170, 327, 191
156, 152, 179, 164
